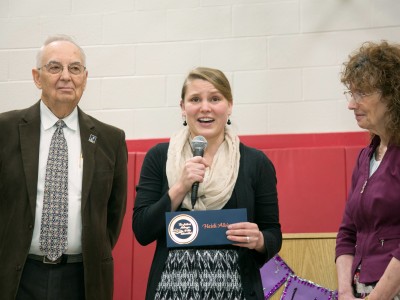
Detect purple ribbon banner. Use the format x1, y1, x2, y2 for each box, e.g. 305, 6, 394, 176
280, 275, 337, 300
260, 254, 294, 299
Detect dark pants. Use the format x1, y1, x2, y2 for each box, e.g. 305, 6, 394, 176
16, 258, 85, 300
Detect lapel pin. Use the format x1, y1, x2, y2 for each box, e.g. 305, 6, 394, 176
88, 134, 97, 144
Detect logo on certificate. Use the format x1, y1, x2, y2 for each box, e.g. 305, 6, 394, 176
168, 214, 199, 245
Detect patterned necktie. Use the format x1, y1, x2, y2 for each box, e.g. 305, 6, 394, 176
39, 120, 68, 261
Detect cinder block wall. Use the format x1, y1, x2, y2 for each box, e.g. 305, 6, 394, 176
1, 0, 400, 139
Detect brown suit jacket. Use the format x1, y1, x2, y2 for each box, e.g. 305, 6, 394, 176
0, 101, 128, 300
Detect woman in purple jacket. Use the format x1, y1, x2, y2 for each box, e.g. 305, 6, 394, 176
336, 41, 400, 300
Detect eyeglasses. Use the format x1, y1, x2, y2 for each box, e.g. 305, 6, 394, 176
38, 62, 86, 75
343, 90, 380, 104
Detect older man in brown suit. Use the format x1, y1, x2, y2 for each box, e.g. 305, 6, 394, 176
0, 34, 128, 299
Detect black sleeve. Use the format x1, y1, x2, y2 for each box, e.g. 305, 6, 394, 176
132, 143, 171, 246
257, 151, 282, 261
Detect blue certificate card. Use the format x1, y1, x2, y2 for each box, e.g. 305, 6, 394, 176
165, 208, 247, 248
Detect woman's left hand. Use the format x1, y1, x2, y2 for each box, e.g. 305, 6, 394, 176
226, 222, 265, 253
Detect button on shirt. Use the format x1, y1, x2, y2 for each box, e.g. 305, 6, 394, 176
29, 101, 83, 255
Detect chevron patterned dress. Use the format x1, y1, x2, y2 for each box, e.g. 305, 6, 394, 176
155, 248, 245, 300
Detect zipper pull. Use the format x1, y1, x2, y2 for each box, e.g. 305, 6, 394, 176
360, 180, 367, 194
381, 239, 384, 247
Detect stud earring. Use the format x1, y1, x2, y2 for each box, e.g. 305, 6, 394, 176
227, 118, 231, 125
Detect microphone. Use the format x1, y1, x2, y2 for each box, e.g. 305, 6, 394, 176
190, 136, 208, 209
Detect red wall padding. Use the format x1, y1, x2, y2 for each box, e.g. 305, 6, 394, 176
113, 132, 367, 299
265, 147, 348, 233
126, 132, 369, 152
113, 153, 135, 300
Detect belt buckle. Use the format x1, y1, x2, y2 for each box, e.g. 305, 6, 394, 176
43, 256, 62, 264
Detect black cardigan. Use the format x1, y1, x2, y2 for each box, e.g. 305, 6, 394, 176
133, 142, 282, 300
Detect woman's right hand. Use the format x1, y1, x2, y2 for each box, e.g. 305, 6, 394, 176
337, 292, 362, 300
179, 156, 208, 192
336, 255, 361, 300
168, 156, 208, 210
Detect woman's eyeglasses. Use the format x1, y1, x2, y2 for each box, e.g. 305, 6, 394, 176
343, 90, 380, 103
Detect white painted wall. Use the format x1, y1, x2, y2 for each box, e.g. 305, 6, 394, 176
1, 0, 400, 139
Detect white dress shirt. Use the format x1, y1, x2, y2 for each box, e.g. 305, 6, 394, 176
29, 101, 83, 255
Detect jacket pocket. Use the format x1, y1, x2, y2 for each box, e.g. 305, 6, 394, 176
377, 234, 400, 248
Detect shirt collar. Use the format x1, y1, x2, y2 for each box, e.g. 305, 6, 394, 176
40, 100, 78, 131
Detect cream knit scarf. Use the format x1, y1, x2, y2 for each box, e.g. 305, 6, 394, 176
166, 127, 240, 211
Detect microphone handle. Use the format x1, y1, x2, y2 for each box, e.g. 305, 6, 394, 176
191, 182, 199, 209
191, 147, 204, 209
193, 148, 204, 157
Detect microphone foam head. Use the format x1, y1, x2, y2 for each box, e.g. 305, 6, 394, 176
191, 136, 208, 150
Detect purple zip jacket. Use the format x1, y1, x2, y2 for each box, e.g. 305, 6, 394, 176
336, 136, 400, 283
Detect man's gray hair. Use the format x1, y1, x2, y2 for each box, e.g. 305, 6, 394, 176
36, 34, 86, 68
